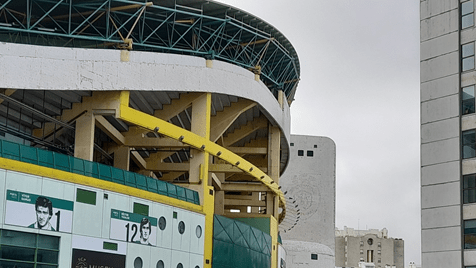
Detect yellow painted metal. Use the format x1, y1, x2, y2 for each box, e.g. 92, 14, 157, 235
117, 92, 286, 223
270, 216, 278, 268
0, 157, 202, 213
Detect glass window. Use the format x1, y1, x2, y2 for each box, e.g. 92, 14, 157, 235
465, 220, 476, 249
76, 188, 97, 205
463, 43, 475, 71
464, 174, 476, 204
0, 229, 59, 267
463, 130, 476, 159
463, 1, 475, 29
310, 254, 318, 260
133, 202, 149, 216
307, 151, 313, 157
463, 86, 476, 115
298, 150, 304, 156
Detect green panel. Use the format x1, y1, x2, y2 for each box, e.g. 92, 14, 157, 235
124, 172, 136, 187
156, 180, 168, 195
235, 218, 270, 235
71, 158, 85, 175
193, 191, 200, 205
76, 188, 96, 205
133, 202, 149, 216
38, 149, 54, 168
54, 153, 71, 172
111, 168, 125, 184
213, 215, 234, 243
3, 140, 20, 160
166, 183, 177, 198
103, 242, 118, 251
233, 245, 252, 268
98, 164, 112, 181
20, 145, 38, 164
211, 240, 234, 267
233, 221, 250, 248
176, 186, 186, 201
135, 174, 148, 190
185, 188, 195, 202
146, 177, 158, 192
83, 161, 99, 178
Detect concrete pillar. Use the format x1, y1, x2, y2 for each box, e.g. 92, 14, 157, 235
74, 112, 95, 161
113, 146, 130, 171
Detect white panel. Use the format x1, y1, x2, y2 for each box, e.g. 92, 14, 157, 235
420, 9, 458, 42
421, 94, 459, 124
421, 182, 460, 209
421, 117, 459, 144
171, 208, 191, 252
0, 169, 6, 227
463, 114, 476, 131
420, 51, 459, 83
171, 250, 190, 268
72, 185, 104, 237
422, 250, 461, 268
71, 234, 127, 255
464, 204, 476, 219
421, 205, 460, 228
420, 31, 458, 61
127, 243, 151, 268
421, 74, 459, 102
102, 191, 130, 239
465, 250, 476, 266
150, 247, 172, 268
463, 159, 476, 175
57, 232, 73, 268
189, 252, 204, 268
5, 171, 42, 194
420, 137, 460, 166
42, 177, 75, 201
421, 161, 459, 186
421, 226, 461, 252
420, 0, 458, 20
462, 70, 476, 87
152, 202, 173, 249
189, 212, 205, 255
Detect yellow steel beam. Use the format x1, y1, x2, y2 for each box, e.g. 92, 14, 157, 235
117, 94, 286, 223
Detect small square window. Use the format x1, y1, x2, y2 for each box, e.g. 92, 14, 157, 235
76, 188, 96, 205
298, 150, 304, 156
173, 211, 178, 219
290, 143, 294, 146
311, 254, 318, 260
133, 202, 149, 216
103, 242, 118, 251
314, 145, 317, 148
307, 150, 313, 157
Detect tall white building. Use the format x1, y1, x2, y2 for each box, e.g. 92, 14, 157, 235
420, 0, 476, 267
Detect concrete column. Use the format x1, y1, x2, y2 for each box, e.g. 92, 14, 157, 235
74, 112, 95, 161
113, 146, 130, 171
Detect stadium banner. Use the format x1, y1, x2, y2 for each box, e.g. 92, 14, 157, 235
110, 209, 157, 246
72, 248, 126, 268
5, 189, 73, 233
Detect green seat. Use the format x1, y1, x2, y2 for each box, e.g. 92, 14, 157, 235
20, 144, 38, 164
135, 174, 148, 190
84, 161, 99, 178
146, 177, 158, 192
156, 180, 168, 195
71, 158, 85, 175
166, 183, 177, 198
98, 164, 113, 181
38, 150, 54, 168
185, 188, 196, 203
2, 140, 20, 160
193, 191, 200, 205
176, 186, 187, 201
111, 168, 125, 184
54, 153, 71, 172
124, 171, 136, 187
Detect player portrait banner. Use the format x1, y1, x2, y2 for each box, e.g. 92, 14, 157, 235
110, 209, 157, 246
5, 190, 73, 233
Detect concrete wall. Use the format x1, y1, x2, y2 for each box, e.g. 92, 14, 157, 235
0, 42, 291, 145
283, 240, 334, 268
420, 0, 461, 267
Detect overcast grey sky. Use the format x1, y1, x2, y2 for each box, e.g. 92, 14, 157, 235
217, 0, 421, 265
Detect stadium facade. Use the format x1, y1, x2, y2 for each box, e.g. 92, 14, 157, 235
421, 0, 476, 267
0, 1, 335, 268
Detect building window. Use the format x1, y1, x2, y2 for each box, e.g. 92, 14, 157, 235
463, 85, 476, 115
360, 249, 363, 254
360, 241, 364, 246
465, 220, 476, 249
378, 259, 381, 263
463, 42, 475, 71
0, 229, 59, 267
298, 150, 304, 156
311, 254, 318, 260
464, 174, 476, 203
463, 130, 476, 159
378, 242, 381, 247
367, 250, 374, 262
133, 202, 149, 216
307, 150, 313, 157
463, 1, 475, 29
290, 143, 294, 146
378, 250, 381, 254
